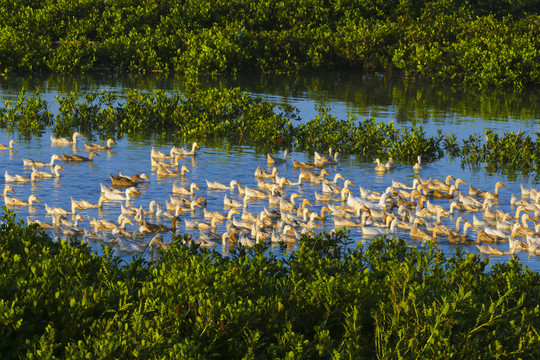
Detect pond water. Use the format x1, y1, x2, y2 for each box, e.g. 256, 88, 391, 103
1, 72, 540, 270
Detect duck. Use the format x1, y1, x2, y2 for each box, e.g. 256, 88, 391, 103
5, 170, 41, 183
469, 181, 506, 200
410, 218, 429, 239
292, 157, 329, 169
447, 220, 476, 244
156, 164, 189, 177
302, 169, 330, 184
140, 216, 181, 234
254, 166, 279, 178
385, 157, 395, 169
172, 182, 199, 196
224, 194, 253, 208
315, 150, 339, 166
476, 235, 524, 255
275, 173, 306, 187
23, 154, 62, 167
0, 139, 18, 150
71, 195, 110, 210
322, 179, 355, 194
4, 194, 41, 207
83, 139, 117, 151
413, 155, 422, 171
267, 150, 288, 165
361, 218, 399, 236
105, 188, 138, 201
204, 208, 239, 221
206, 179, 240, 190
151, 147, 181, 160
177, 142, 199, 156
2, 185, 15, 197
62, 151, 100, 162
186, 217, 223, 231
279, 193, 302, 212
151, 154, 185, 168
32, 164, 64, 178
45, 203, 77, 215
110, 173, 149, 187
314, 188, 351, 202
50, 132, 83, 145
374, 158, 387, 173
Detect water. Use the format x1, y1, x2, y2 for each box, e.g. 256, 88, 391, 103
1, 72, 540, 270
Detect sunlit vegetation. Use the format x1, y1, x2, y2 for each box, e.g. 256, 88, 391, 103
1, 209, 540, 358
3, 86, 540, 175
0, 0, 539, 88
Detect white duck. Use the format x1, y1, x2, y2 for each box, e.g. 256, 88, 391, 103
5, 170, 41, 183
50, 132, 83, 145
23, 154, 62, 167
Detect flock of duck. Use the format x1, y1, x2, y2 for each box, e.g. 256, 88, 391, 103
2, 134, 540, 260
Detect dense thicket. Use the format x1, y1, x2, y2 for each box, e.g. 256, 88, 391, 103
0, 0, 539, 88
1, 209, 540, 359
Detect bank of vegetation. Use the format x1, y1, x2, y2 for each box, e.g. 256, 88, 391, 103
2, 87, 540, 178
1, 209, 540, 358
0, 0, 539, 89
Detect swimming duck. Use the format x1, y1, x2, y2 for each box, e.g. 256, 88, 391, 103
172, 182, 199, 196
62, 151, 100, 162
206, 179, 240, 190
177, 142, 199, 156
302, 169, 330, 184
156, 164, 189, 177
292, 157, 329, 169
373, 158, 387, 173
83, 139, 117, 151
32, 165, 64, 178
224, 194, 253, 208
254, 166, 279, 178
0, 139, 18, 150
315, 150, 339, 166
5, 170, 41, 183
105, 188, 138, 201
50, 132, 83, 145
469, 181, 506, 200
2, 185, 15, 197
322, 179, 355, 194
4, 194, 40, 207
151, 147, 181, 160
71, 195, 110, 210
267, 150, 288, 165
110, 173, 149, 187
385, 157, 395, 169
23, 154, 62, 167
151, 154, 185, 168
413, 155, 422, 171
45, 202, 77, 215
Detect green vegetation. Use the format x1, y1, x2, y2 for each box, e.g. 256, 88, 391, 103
3, 86, 540, 176
1, 209, 540, 359
0, 0, 539, 88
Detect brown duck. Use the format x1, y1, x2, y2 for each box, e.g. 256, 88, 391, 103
110, 173, 149, 187
62, 151, 100, 162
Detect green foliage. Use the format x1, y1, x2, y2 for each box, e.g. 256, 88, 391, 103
0, 89, 53, 137
0, 0, 539, 88
2, 209, 540, 358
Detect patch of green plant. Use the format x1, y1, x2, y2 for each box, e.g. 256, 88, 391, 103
0, 0, 539, 88
2, 208, 540, 359
0, 89, 53, 137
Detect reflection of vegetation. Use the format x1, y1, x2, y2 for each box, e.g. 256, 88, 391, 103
2, 209, 540, 359
0, 1, 539, 88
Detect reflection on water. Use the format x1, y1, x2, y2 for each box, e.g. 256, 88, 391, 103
1, 73, 540, 271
